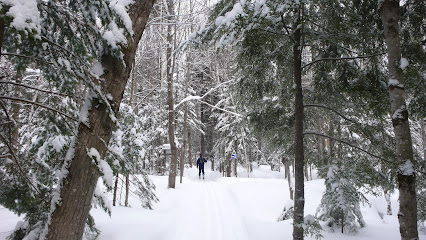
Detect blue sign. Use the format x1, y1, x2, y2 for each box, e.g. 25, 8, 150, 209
231, 154, 236, 159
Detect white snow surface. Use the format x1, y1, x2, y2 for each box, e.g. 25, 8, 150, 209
215, 2, 245, 27
1, 164, 425, 240
392, 105, 406, 120
399, 160, 415, 176
400, 57, 409, 70
91, 62, 105, 77
108, 0, 134, 33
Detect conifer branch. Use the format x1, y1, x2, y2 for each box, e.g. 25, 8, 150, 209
304, 104, 359, 124
0, 100, 12, 142
0, 81, 72, 97
0, 96, 81, 124
0, 133, 42, 195
303, 131, 392, 164
302, 52, 386, 69
1, 52, 54, 65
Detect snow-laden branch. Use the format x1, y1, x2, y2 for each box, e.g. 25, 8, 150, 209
199, 100, 242, 118
302, 52, 386, 70
174, 78, 236, 109
0, 133, 42, 196
303, 131, 392, 164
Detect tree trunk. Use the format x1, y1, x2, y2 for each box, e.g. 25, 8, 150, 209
421, 118, 425, 160
292, 6, 305, 240
200, 105, 205, 156
113, 173, 119, 206
45, 1, 155, 239
226, 153, 231, 177
167, 0, 178, 189
0, 15, 4, 51
234, 141, 238, 177
385, 190, 392, 215
284, 158, 294, 200
257, 136, 262, 163
210, 117, 215, 171
379, 1, 418, 239
125, 174, 129, 207
180, 54, 190, 184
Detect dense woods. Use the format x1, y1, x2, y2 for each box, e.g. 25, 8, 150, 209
0, 0, 424, 239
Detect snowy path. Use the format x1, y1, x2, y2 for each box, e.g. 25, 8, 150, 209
174, 181, 249, 240
89, 167, 289, 240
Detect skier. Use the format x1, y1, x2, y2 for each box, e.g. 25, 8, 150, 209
197, 154, 207, 179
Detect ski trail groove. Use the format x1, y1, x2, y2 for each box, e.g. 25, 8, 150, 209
171, 179, 250, 240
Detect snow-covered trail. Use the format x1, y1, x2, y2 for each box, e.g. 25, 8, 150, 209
91, 166, 288, 240
173, 180, 249, 240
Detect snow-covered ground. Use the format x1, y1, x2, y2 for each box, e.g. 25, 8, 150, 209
1, 163, 425, 240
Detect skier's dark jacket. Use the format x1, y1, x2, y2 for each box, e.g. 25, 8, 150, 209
197, 157, 207, 169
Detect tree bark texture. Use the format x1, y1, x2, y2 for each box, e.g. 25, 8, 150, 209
180, 52, 190, 184
167, 0, 178, 189
284, 158, 294, 200
113, 173, 119, 206
293, 7, 305, 240
188, 130, 192, 167
125, 174, 129, 207
210, 117, 215, 171
421, 118, 425, 160
0, 16, 4, 51
200, 102, 205, 156
46, 1, 156, 239
379, 1, 418, 239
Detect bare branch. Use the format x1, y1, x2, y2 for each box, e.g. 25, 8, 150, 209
199, 100, 242, 118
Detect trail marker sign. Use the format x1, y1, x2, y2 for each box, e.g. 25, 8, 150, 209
231, 154, 236, 159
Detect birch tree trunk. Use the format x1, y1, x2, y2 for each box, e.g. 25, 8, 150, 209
166, 0, 178, 189
379, 1, 418, 239
45, 1, 155, 239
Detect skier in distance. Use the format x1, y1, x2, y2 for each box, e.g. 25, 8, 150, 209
197, 154, 207, 179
